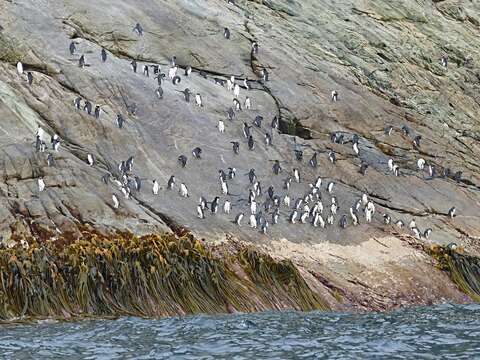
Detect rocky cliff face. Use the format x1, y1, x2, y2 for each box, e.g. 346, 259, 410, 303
0, 0, 479, 311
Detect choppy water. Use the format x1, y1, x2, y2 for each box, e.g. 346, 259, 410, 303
1, 304, 479, 359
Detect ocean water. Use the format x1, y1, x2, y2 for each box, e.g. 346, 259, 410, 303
1, 304, 479, 359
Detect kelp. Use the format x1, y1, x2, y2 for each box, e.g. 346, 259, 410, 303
0, 231, 329, 321
431, 246, 480, 302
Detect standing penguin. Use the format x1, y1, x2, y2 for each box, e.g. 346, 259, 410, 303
69, 41, 76, 56
87, 153, 95, 166
223, 27, 231, 39
195, 94, 203, 107
133, 23, 144, 36
101, 48, 107, 62
27, 72, 33, 86
38, 177, 45, 192
152, 180, 159, 195
16, 61, 23, 75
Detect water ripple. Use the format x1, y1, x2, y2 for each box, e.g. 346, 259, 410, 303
1, 304, 480, 359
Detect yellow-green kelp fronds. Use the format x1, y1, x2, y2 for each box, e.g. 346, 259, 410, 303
431, 246, 480, 302
0, 231, 329, 321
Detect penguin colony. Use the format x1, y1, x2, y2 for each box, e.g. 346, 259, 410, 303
19, 6, 464, 243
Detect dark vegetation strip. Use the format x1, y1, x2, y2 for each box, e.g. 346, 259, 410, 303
0, 230, 328, 321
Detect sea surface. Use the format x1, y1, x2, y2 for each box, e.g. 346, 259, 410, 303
1, 304, 479, 359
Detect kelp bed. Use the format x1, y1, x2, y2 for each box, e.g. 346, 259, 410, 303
0, 231, 328, 321
431, 246, 480, 302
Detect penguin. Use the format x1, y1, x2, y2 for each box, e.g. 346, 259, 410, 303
211, 197, 220, 214
271, 116, 279, 130
284, 177, 292, 190
79, 55, 86, 68
249, 214, 257, 228
168, 66, 178, 79
223, 27, 231, 39
218, 119, 225, 133
350, 208, 358, 225
172, 76, 181, 85
155, 87, 163, 99
228, 167, 236, 179
251, 41, 259, 55
178, 155, 187, 168
235, 213, 244, 226
87, 153, 95, 166
69, 41, 76, 56
38, 177, 45, 192
361, 193, 368, 205
233, 98, 242, 111
261, 69, 269, 82
101, 48, 107, 62
130, 60, 137, 73
253, 115, 263, 128
383, 214, 391, 225
234, 84, 240, 98
272, 160, 282, 175
395, 220, 404, 228
195, 93, 203, 107
309, 153, 317, 168
27, 72, 33, 86
185, 66, 192, 76
283, 194, 291, 208
412, 227, 421, 239
365, 208, 373, 223
293, 168, 300, 183
300, 212, 309, 223
248, 135, 255, 150
227, 79, 234, 91
440, 54, 448, 68
192, 147, 202, 159
231, 141, 240, 154
352, 142, 359, 155
327, 181, 334, 194
327, 214, 335, 225
264, 133, 272, 146
424, 228, 432, 239
244, 97, 252, 110
330, 202, 337, 215
94, 105, 101, 119
52, 135, 60, 151
152, 180, 159, 195
179, 183, 189, 197
112, 194, 119, 209
243, 123, 252, 138
413, 135, 422, 148
224, 200, 231, 214
171, 56, 177, 66
244, 79, 250, 90
339, 215, 347, 229
16, 61, 23, 75
227, 107, 235, 121
448, 206, 456, 218
328, 150, 336, 164
197, 205, 205, 219
142, 65, 149, 77
384, 125, 393, 136
116, 114, 125, 129
359, 163, 368, 175
401, 125, 410, 136
409, 219, 417, 230
46, 153, 55, 167
167, 175, 176, 190
331, 90, 338, 102
221, 180, 228, 195
289, 210, 298, 224
392, 164, 399, 176
84, 101, 92, 115
417, 158, 426, 171
452, 171, 462, 182
74, 97, 82, 110
133, 22, 144, 36
388, 158, 394, 171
